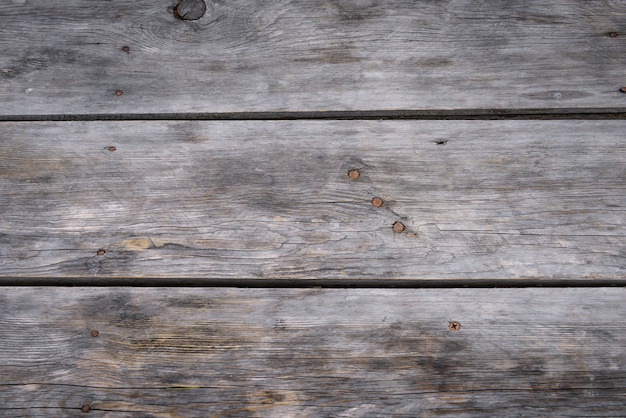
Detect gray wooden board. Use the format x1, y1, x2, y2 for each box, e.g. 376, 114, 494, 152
0, 120, 624, 282
0, 287, 624, 417
0, 0, 625, 115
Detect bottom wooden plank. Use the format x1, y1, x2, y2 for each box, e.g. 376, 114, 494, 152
0, 287, 624, 417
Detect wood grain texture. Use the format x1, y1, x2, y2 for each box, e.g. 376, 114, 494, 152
1, 0, 625, 115
0, 287, 624, 417
1, 120, 624, 282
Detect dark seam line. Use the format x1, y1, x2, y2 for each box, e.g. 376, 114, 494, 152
0, 109, 625, 122
0, 278, 624, 288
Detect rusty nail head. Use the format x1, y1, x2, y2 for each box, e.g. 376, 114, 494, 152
107, 146, 116, 152
90, 330, 99, 338
81, 405, 91, 413
122, 46, 130, 52
348, 169, 360, 180
115, 90, 123, 96
620, 87, 626, 93
97, 249, 105, 256
392, 221, 405, 233
609, 32, 619, 38
449, 321, 461, 332
372, 197, 383, 207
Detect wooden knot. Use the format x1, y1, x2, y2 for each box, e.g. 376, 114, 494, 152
174, 0, 206, 21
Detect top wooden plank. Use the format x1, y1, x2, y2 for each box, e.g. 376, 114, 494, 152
1, 0, 625, 115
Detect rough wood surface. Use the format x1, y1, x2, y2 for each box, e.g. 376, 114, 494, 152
1, 120, 624, 282
0, 287, 624, 417
1, 0, 625, 115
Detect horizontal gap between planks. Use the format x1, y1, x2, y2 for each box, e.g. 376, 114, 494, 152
1, 108, 626, 122
0, 278, 625, 288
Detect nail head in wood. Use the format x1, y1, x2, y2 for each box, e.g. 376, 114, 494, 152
122, 46, 130, 53
81, 405, 91, 413
372, 197, 383, 207
174, 0, 207, 21
449, 321, 461, 332
90, 330, 99, 338
115, 90, 123, 96
348, 169, 360, 180
106, 146, 116, 152
392, 221, 405, 233
96, 249, 106, 256
609, 32, 619, 38
620, 87, 626, 93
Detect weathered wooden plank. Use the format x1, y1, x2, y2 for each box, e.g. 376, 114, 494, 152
1, 0, 625, 115
0, 287, 624, 416
1, 120, 624, 282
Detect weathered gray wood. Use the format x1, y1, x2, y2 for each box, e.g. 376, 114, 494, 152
1, 120, 624, 282
1, 0, 625, 115
0, 287, 624, 416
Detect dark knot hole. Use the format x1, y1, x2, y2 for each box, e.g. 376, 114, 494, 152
174, 0, 207, 21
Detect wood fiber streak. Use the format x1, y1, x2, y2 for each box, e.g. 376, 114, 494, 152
0, 0, 625, 114
0, 288, 624, 417
0, 120, 624, 281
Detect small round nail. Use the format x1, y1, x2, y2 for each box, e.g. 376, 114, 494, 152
348, 169, 360, 180
122, 46, 130, 52
90, 330, 99, 338
371, 197, 383, 207
96, 249, 106, 256
609, 32, 619, 38
107, 146, 116, 152
81, 405, 91, 413
115, 90, 123, 96
449, 321, 461, 332
620, 87, 626, 93
392, 222, 405, 233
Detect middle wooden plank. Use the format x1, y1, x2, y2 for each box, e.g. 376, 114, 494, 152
0, 120, 624, 282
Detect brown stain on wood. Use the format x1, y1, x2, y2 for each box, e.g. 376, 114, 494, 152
0, 157, 69, 181
121, 237, 153, 251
